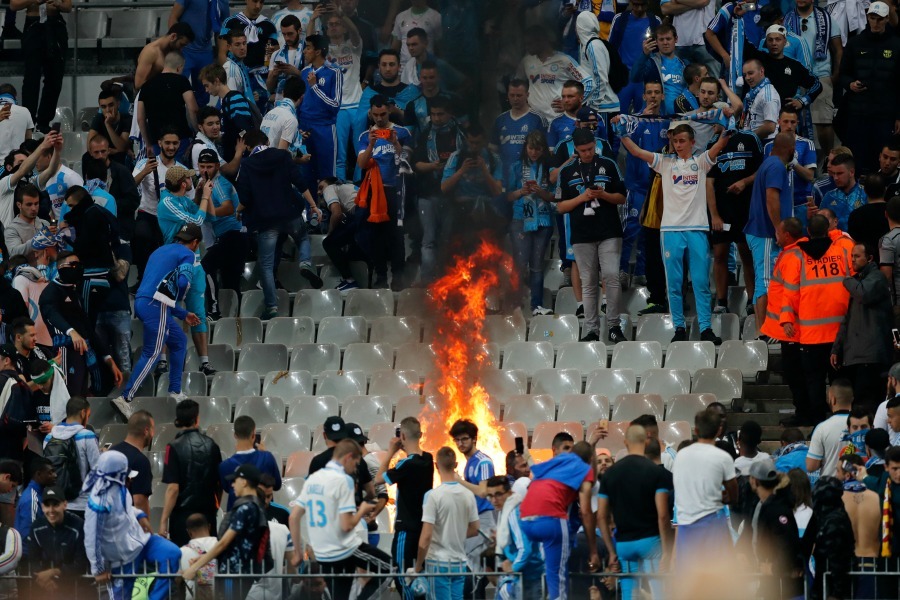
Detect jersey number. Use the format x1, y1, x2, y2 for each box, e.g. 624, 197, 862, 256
810, 262, 840, 278
306, 500, 328, 527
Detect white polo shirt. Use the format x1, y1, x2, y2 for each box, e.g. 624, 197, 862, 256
292, 460, 359, 562
422, 482, 479, 563
651, 151, 715, 231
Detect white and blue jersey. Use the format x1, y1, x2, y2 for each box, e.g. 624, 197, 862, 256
464, 450, 495, 514
207, 176, 243, 238
625, 119, 670, 195
268, 45, 304, 102
271, 6, 315, 47
300, 63, 343, 125
327, 39, 363, 110
42, 166, 83, 220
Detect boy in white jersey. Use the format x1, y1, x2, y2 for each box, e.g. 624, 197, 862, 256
621, 122, 732, 344
289, 439, 392, 599
261, 77, 303, 150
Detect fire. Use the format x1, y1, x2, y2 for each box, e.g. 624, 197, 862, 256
419, 239, 519, 473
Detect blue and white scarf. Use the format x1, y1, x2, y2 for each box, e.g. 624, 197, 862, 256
0, 94, 15, 106
680, 89, 700, 111
84, 450, 130, 514
728, 14, 745, 92
233, 12, 267, 44
843, 480, 868, 493
227, 51, 255, 103
784, 7, 830, 61
520, 161, 552, 232
741, 77, 772, 129
613, 108, 736, 137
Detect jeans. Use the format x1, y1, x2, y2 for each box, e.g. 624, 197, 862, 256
661, 230, 713, 330
616, 536, 663, 600
335, 107, 355, 180
419, 195, 453, 283
322, 209, 366, 280
573, 238, 623, 334
109, 534, 181, 600
425, 559, 467, 600
95, 310, 132, 374
674, 512, 731, 571
510, 220, 553, 309
257, 217, 311, 310
520, 516, 570, 600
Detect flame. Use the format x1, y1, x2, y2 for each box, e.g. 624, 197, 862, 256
419, 239, 519, 473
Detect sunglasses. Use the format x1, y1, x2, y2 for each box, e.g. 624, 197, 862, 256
801, 18, 809, 31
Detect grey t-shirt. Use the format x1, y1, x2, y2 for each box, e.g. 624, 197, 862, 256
879, 227, 900, 304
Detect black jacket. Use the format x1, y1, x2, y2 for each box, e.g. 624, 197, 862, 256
25, 512, 88, 592
64, 196, 119, 270
108, 159, 140, 239
164, 429, 222, 513
0, 369, 35, 462
0, 277, 27, 337
235, 148, 309, 231
38, 279, 109, 355
833, 260, 894, 366
839, 28, 900, 120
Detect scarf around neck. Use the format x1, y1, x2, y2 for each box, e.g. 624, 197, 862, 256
741, 77, 772, 129
234, 12, 267, 44
784, 7, 829, 61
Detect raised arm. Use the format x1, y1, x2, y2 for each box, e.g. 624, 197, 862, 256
621, 134, 655, 165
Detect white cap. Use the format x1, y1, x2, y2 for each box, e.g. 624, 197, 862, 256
868, 1, 889, 17
765, 24, 787, 38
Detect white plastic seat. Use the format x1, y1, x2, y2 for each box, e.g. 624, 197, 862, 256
502, 341, 554, 375
274, 476, 305, 507
238, 343, 290, 373
659, 420, 693, 448
284, 450, 317, 477
542, 259, 564, 291
728, 286, 749, 317
478, 369, 527, 403
369, 370, 420, 397
341, 395, 393, 429
90, 397, 123, 430
692, 368, 743, 407
151, 423, 179, 451
185, 344, 234, 372
394, 343, 437, 376
395, 395, 443, 421
241, 289, 289, 318
293, 290, 344, 323
665, 393, 716, 421
316, 316, 368, 347
532, 421, 584, 449
610, 342, 662, 378
589, 421, 629, 454
342, 343, 394, 372
742, 314, 759, 341
503, 394, 556, 430
290, 343, 341, 375
370, 316, 422, 345
496, 422, 528, 454
128, 374, 155, 398
481, 343, 501, 369
558, 394, 610, 425
277, 261, 322, 293
585, 368, 637, 400
209, 371, 261, 399
717, 340, 769, 379
555, 341, 607, 373
689, 313, 740, 342
528, 315, 580, 345
611, 393, 665, 422
261, 423, 310, 458
622, 286, 652, 316
99, 424, 128, 448
554, 287, 579, 316
234, 396, 286, 426
263, 370, 313, 400
664, 341, 716, 375
396, 289, 432, 319
368, 422, 399, 451
344, 289, 394, 319
286, 395, 339, 428
147, 451, 164, 479
635, 314, 678, 350
150, 481, 167, 508
194, 397, 232, 431
530, 368, 582, 403
265, 317, 315, 346
218, 289, 239, 318
638, 368, 691, 405
484, 315, 526, 347
131, 397, 176, 424
316, 370, 367, 401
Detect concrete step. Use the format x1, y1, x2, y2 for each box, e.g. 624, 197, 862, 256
742, 384, 792, 400
727, 412, 784, 427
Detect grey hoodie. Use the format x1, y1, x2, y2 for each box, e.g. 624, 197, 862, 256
42, 421, 100, 511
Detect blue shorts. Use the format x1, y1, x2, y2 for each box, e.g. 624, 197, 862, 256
185, 263, 207, 334
745, 233, 778, 303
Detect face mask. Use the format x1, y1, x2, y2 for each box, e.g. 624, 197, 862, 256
57, 264, 84, 286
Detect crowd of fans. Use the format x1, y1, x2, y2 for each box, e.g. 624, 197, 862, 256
2, 0, 900, 597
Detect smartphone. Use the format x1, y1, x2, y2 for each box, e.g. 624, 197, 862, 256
743, 2, 757, 9
893, 328, 900, 345
722, 223, 732, 232
374, 129, 392, 140
275, 60, 286, 66
239, 130, 247, 139
50, 122, 61, 134
254, 432, 261, 446
515, 437, 524, 455
395, 427, 401, 438
841, 460, 857, 474
526, 179, 537, 187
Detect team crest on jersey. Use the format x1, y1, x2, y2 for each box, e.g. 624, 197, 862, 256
550, 64, 559, 72
737, 143, 745, 151
690, 163, 699, 171
753, 14, 760, 23
319, 78, 325, 86
521, 124, 529, 132
784, 67, 792, 76
598, 167, 606, 175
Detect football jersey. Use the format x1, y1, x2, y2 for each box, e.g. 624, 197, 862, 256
651, 151, 716, 231
292, 461, 359, 562
464, 450, 495, 514
516, 52, 592, 123
327, 39, 363, 109
42, 165, 84, 219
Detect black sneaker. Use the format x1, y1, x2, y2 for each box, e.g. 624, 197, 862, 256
575, 304, 584, 318
199, 362, 217, 376
670, 327, 687, 343
154, 359, 169, 376
390, 277, 404, 292
638, 302, 667, 316
700, 328, 722, 345
373, 276, 389, 289
608, 326, 627, 344
580, 330, 600, 342
300, 267, 323, 289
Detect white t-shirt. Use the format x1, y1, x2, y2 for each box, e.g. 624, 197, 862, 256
0, 105, 34, 159
292, 461, 359, 562
260, 104, 299, 149
422, 482, 479, 563
132, 159, 191, 215
0, 174, 21, 228
246, 520, 292, 600
516, 52, 592, 123
328, 39, 363, 109
808, 411, 850, 478
734, 452, 772, 476
42, 165, 84, 219
13, 274, 51, 346
271, 6, 316, 47
323, 182, 358, 213
180, 536, 217, 597
392, 7, 442, 69
651, 151, 715, 231
672, 442, 736, 525
667, 0, 716, 46
874, 398, 899, 442
745, 83, 780, 141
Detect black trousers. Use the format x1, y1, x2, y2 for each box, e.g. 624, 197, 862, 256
782, 341, 810, 420
133, 210, 163, 278
322, 209, 366, 280
359, 186, 405, 279
21, 17, 66, 129
801, 342, 836, 424
201, 230, 250, 314
842, 362, 889, 416
391, 527, 420, 600
318, 543, 393, 600
643, 226, 667, 306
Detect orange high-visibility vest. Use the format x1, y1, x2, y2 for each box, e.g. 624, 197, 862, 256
830, 228, 855, 254
760, 238, 806, 342
779, 238, 852, 345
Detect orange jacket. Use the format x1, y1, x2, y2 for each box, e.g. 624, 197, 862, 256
830, 228, 855, 254
760, 237, 806, 342
779, 236, 852, 345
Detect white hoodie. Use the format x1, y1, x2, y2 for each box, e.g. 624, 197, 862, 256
576, 11, 620, 113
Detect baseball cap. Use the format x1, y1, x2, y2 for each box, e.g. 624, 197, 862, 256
197, 149, 220, 164
164, 166, 195, 189
575, 106, 599, 122
571, 127, 595, 147
869, 1, 890, 17
748, 458, 779, 482
0, 344, 16, 360
765, 24, 787, 38
346, 422, 369, 444
174, 223, 203, 242
323, 416, 348, 441
42, 486, 65, 504
225, 463, 261, 486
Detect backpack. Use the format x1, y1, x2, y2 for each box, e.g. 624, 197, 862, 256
218, 495, 273, 571
585, 37, 630, 93
43, 435, 82, 501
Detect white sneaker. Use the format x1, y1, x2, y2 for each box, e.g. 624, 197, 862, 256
169, 392, 189, 403
713, 305, 727, 314
110, 396, 134, 419
532, 306, 554, 316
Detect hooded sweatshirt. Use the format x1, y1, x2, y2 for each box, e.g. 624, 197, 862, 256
576, 12, 620, 113
235, 147, 310, 231
42, 421, 100, 511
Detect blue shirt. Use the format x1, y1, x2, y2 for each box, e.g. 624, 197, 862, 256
219, 449, 283, 510
625, 118, 670, 194
299, 64, 343, 125
765, 136, 817, 207
176, 0, 229, 54
157, 190, 205, 246
355, 125, 413, 187
208, 177, 243, 238
611, 14, 655, 69
707, 2, 767, 52
659, 55, 685, 115
442, 148, 503, 199
464, 450, 495, 514
744, 155, 792, 238
547, 114, 576, 150
820, 182, 867, 231
14, 480, 42, 544
492, 110, 547, 185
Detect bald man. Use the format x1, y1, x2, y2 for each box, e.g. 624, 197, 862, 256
745, 132, 796, 326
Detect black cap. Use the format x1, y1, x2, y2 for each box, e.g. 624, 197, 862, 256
323, 416, 347, 441
575, 106, 599, 123
866, 428, 891, 453
572, 127, 595, 147
225, 463, 261, 486
174, 223, 203, 242
0, 344, 16, 360
42, 486, 65, 504
346, 422, 368, 444
197, 149, 220, 165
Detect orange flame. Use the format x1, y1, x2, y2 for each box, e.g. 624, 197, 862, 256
419, 239, 519, 472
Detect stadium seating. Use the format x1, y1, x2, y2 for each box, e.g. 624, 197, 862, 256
692, 368, 743, 408
611, 393, 664, 422
528, 315, 580, 345
368, 370, 420, 397
263, 370, 314, 401
717, 340, 769, 379
287, 396, 339, 428
585, 368, 637, 401
290, 344, 341, 375
532, 422, 584, 449
342, 395, 393, 430
315, 370, 367, 401
557, 394, 610, 425
502, 341, 554, 375
344, 289, 394, 319
238, 343, 290, 373
503, 394, 556, 430
530, 368, 583, 404
264, 317, 316, 345
293, 290, 343, 323
610, 342, 662, 378
664, 341, 716, 375
666, 393, 716, 421
317, 316, 368, 347
555, 341, 607, 373
234, 396, 286, 426
342, 342, 394, 372
370, 316, 422, 345
210, 371, 261, 399
156, 371, 207, 397
638, 368, 691, 405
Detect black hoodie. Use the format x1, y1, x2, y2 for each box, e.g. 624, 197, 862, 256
796, 236, 833, 262
235, 147, 309, 231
